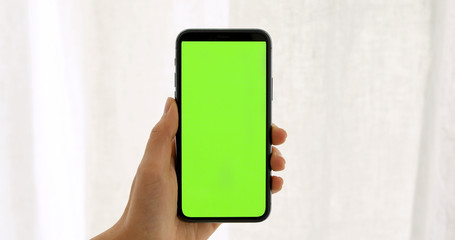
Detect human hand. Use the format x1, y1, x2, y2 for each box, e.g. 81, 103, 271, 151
92, 97, 287, 240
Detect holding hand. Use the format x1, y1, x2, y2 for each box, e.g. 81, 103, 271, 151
93, 97, 287, 240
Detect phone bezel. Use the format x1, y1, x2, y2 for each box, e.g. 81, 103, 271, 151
175, 29, 272, 222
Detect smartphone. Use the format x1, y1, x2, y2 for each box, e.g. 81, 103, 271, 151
175, 29, 272, 222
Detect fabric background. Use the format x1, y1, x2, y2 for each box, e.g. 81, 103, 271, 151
1, 0, 454, 239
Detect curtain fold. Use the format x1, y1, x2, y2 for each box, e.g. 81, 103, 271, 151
411, 0, 455, 239
0, 1, 36, 239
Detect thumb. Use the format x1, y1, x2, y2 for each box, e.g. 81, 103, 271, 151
141, 97, 179, 172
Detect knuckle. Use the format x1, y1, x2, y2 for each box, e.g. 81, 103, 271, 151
151, 123, 163, 136
150, 122, 171, 143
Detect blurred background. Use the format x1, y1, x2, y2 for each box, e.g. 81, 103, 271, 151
1, 0, 454, 239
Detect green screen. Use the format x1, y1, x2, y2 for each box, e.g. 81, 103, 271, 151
181, 41, 266, 217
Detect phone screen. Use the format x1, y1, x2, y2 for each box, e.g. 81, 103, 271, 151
181, 41, 267, 218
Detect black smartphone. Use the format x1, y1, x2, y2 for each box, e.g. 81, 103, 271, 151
175, 29, 272, 222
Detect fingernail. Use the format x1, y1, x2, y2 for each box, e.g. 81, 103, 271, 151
164, 97, 172, 114
274, 148, 282, 157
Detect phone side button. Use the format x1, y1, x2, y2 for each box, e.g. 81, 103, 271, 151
271, 77, 273, 101
174, 73, 176, 87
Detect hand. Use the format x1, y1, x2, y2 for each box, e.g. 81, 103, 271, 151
92, 97, 287, 240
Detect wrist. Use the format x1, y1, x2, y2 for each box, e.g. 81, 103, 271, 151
91, 221, 132, 240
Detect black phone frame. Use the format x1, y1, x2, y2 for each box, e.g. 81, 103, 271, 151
175, 29, 272, 222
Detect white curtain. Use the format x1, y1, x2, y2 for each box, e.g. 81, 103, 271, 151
0, 0, 454, 239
